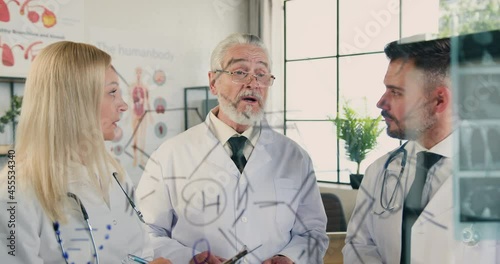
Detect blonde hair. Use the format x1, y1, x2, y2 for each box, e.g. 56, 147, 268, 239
14, 41, 125, 222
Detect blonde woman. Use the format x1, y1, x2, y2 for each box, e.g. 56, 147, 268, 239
0, 41, 171, 264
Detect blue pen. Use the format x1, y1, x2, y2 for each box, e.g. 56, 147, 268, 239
127, 254, 149, 264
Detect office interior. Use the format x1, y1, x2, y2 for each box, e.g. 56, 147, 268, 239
0, 0, 498, 263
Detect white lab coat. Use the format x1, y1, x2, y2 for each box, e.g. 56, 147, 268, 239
343, 140, 500, 264
0, 163, 151, 264
136, 117, 328, 264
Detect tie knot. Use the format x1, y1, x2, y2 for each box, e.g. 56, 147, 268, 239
417, 151, 442, 170
228, 136, 247, 154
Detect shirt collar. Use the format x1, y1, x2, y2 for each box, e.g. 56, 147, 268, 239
208, 106, 260, 147
413, 132, 454, 158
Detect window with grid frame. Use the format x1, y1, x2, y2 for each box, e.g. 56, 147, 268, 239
282, 0, 442, 183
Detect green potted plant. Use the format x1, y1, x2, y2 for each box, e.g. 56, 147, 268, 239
332, 99, 383, 189
0, 95, 22, 134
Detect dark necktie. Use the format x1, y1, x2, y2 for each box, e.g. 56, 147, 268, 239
401, 151, 442, 264
228, 136, 247, 173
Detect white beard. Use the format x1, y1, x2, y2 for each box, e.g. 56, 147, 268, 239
217, 91, 265, 126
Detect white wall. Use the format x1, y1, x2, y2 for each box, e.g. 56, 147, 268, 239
84, 0, 249, 89
82, 0, 252, 183
0, 0, 251, 172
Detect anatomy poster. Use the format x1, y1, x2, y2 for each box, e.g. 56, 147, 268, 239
0, 0, 84, 77
89, 27, 181, 185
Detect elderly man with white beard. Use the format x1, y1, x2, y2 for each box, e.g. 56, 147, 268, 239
136, 33, 328, 264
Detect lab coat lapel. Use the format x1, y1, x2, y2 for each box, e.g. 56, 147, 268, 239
108, 175, 133, 217
412, 176, 500, 264
199, 118, 238, 174
244, 121, 273, 175
416, 176, 453, 228
411, 176, 454, 263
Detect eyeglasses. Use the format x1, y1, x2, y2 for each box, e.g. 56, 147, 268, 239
214, 70, 275, 86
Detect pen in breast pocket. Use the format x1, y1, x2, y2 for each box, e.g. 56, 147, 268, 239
127, 253, 149, 264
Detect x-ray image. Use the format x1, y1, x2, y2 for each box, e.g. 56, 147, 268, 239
460, 177, 500, 222
457, 72, 500, 120
459, 125, 500, 171
456, 31, 500, 120
458, 29, 500, 66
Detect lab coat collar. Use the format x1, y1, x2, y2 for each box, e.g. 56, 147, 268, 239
202, 110, 274, 175
208, 106, 260, 147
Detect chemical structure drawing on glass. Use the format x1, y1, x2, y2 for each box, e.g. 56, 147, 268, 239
102, 63, 329, 261
134, 118, 326, 263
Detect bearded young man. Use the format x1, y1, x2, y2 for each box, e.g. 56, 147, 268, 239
136, 33, 328, 264
343, 37, 500, 264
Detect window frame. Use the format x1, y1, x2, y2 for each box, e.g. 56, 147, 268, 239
282, 0, 404, 184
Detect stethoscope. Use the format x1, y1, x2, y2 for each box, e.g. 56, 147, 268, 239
377, 143, 481, 246
378, 142, 409, 213
52, 172, 145, 264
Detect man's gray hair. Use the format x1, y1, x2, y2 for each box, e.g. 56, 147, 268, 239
210, 33, 271, 71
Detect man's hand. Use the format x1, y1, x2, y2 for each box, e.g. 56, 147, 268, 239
189, 251, 226, 264
262, 255, 294, 264
149, 257, 173, 264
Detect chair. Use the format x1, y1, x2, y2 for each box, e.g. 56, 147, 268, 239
321, 193, 347, 232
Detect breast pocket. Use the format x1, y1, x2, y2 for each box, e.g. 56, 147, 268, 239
274, 178, 300, 234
